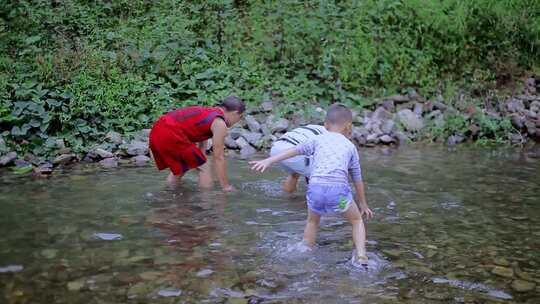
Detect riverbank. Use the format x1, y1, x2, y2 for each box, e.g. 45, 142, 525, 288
1, 78, 539, 177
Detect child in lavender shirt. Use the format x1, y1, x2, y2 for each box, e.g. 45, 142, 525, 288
251, 104, 373, 265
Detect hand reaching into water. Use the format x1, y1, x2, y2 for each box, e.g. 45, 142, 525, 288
249, 159, 272, 172
360, 205, 373, 220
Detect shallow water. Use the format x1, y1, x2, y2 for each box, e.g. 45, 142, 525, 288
1, 146, 539, 303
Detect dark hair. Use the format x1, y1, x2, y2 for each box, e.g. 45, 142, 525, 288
325, 103, 353, 125
220, 96, 246, 113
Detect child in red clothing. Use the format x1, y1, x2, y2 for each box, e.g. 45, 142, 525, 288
149, 96, 245, 191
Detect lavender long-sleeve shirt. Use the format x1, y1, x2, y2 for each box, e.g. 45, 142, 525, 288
297, 132, 362, 185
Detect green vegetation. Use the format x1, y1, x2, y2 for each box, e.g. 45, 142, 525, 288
1, 0, 539, 156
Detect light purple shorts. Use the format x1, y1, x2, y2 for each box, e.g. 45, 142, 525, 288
306, 183, 353, 215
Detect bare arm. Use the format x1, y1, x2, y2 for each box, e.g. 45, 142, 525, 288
249, 147, 300, 172
211, 118, 232, 190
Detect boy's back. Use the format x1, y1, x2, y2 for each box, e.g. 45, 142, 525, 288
298, 132, 362, 185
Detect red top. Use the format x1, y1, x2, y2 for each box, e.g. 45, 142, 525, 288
162, 106, 225, 142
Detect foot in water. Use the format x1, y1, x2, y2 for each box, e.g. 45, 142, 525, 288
351, 250, 369, 269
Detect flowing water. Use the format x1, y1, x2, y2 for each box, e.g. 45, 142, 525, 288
1, 147, 539, 303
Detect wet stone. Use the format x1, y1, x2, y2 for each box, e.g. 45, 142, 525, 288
94, 148, 113, 159
382, 249, 403, 259
41, 249, 58, 259
196, 269, 214, 277
493, 257, 511, 267
511, 279, 536, 292
67, 281, 85, 291
423, 290, 451, 300
132, 155, 150, 166
158, 289, 182, 297
99, 158, 118, 169
126, 141, 148, 156
140, 271, 162, 280
53, 154, 75, 165
491, 266, 514, 278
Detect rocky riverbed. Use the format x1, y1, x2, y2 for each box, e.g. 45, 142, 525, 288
1, 78, 539, 176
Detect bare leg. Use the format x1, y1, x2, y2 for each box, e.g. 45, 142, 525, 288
343, 203, 367, 258
166, 172, 184, 187
302, 209, 321, 247
283, 173, 300, 193
198, 162, 213, 189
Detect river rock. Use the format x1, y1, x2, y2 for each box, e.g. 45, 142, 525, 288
491, 266, 514, 278
379, 135, 394, 144
235, 137, 250, 149
260, 101, 274, 112
158, 289, 182, 297
381, 100, 395, 112
229, 128, 243, 140
0, 152, 17, 166
413, 102, 424, 116
196, 269, 214, 277
225, 135, 239, 149
94, 148, 113, 159
270, 118, 290, 133
34, 162, 53, 175
99, 158, 118, 169
140, 272, 161, 281
105, 131, 123, 144
41, 249, 58, 259
53, 154, 75, 165
126, 141, 148, 156
510, 114, 525, 129
67, 281, 84, 291
397, 109, 424, 131
127, 282, 151, 297
507, 98, 525, 113
245, 115, 261, 133
132, 155, 150, 166
447, 135, 464, 146
511, 279, 536, 292
386, 94, 409, 103
0, 265, 23, 273
493, 257, 511, 267
381, 120, 395, 134
241, 131, 262, 146
239, 145, 257, 159
366, 133, 379, 144
372, 106, 394, 121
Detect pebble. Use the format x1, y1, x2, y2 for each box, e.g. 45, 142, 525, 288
0, 265, 23, 273
158, 289, 182, 297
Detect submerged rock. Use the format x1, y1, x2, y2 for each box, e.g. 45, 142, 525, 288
94, 233, 123, 240
0, 265, 23, 273
132, 155, 150, 166
67, 281, 84, 291
99, 158, 118, 169
196, 269, 214, 277
158, 289, 182, 297
491, 266, 514, 278
239, 145, 257, 159
511, 279, 536, 292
